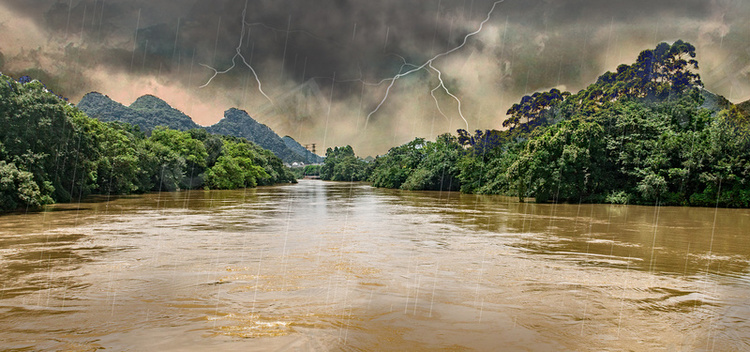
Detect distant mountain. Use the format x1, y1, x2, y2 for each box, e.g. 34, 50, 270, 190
77, 92, 145, 127
206, 108, 306, 164
698, 90, 750, 119
700, 89, 734, 113
737, 99, 750, 118
77, 92, 200, 132
77, 93, 323, 164
128, 95, 201, 131
282, 136, 324, 164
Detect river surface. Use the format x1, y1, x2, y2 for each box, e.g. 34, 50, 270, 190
1, 179, 749, 351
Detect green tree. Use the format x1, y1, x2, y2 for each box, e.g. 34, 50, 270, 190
320, 145, 368, 181
369, 139, 426, 188
150, 126, 208, 188
205, 139, 271, 189
503, 88, 570, 132
0, 161, 53, 211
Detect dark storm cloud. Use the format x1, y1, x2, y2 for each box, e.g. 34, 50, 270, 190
2, 0, 749, 155
0, 0, 741, 92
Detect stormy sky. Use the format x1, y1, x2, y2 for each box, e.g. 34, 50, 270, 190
1, 0, 749, 156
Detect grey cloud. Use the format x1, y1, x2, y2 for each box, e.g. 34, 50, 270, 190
2, 0, 750, 155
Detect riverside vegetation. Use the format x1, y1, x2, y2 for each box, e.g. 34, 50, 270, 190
321, 41, 750, 207
0, 75, 295, 212
4, 40, 748, 212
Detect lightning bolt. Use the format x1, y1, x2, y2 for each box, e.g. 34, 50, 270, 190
429, 62, 463, 128
363, 0, 505, 132
430, 83, 451, 124
199, 0, 273, 104
308, 51, 468, 128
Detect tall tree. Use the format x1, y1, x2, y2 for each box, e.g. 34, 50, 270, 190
503, 88, 570, 131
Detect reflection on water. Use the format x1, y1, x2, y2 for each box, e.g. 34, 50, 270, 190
0, 180, 749, 351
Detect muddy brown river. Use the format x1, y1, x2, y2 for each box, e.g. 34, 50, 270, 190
0, 180, 748, 351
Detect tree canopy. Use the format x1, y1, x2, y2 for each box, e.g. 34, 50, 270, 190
319, 145, 369, 182
0, 74, 295, 212
338, 40, 750, 208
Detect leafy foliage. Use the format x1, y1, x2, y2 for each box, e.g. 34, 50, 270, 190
77, 94, 322, 164
0, 74, 295, 212
369, 134, 462, 191
319, 145, 369, 181
502, 88, 570, 131
290, 164, 322, 179
0, 77, 97, 205
360, 41, 750, 208
303, 164, 321, 176
456, 129, 505, 159
0, 160, 53, 210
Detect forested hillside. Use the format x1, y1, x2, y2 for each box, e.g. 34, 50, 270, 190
0, 75, 295, 212
77, 94, 322, 164
324, 41, 750, 207
206, 108, 307, 164
77, 92, 201, 132
738, 100, 750, 118
282, 136, 324, 164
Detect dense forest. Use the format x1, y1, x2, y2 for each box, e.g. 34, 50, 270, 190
0, 75, 295, 212
323, 41, 750, 207
4, 40, 749, 211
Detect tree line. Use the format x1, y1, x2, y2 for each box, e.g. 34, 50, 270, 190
0, 75, 295, 212
321, 41, 750, 207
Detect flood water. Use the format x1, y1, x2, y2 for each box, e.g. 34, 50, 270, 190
1, 179, 749, 351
